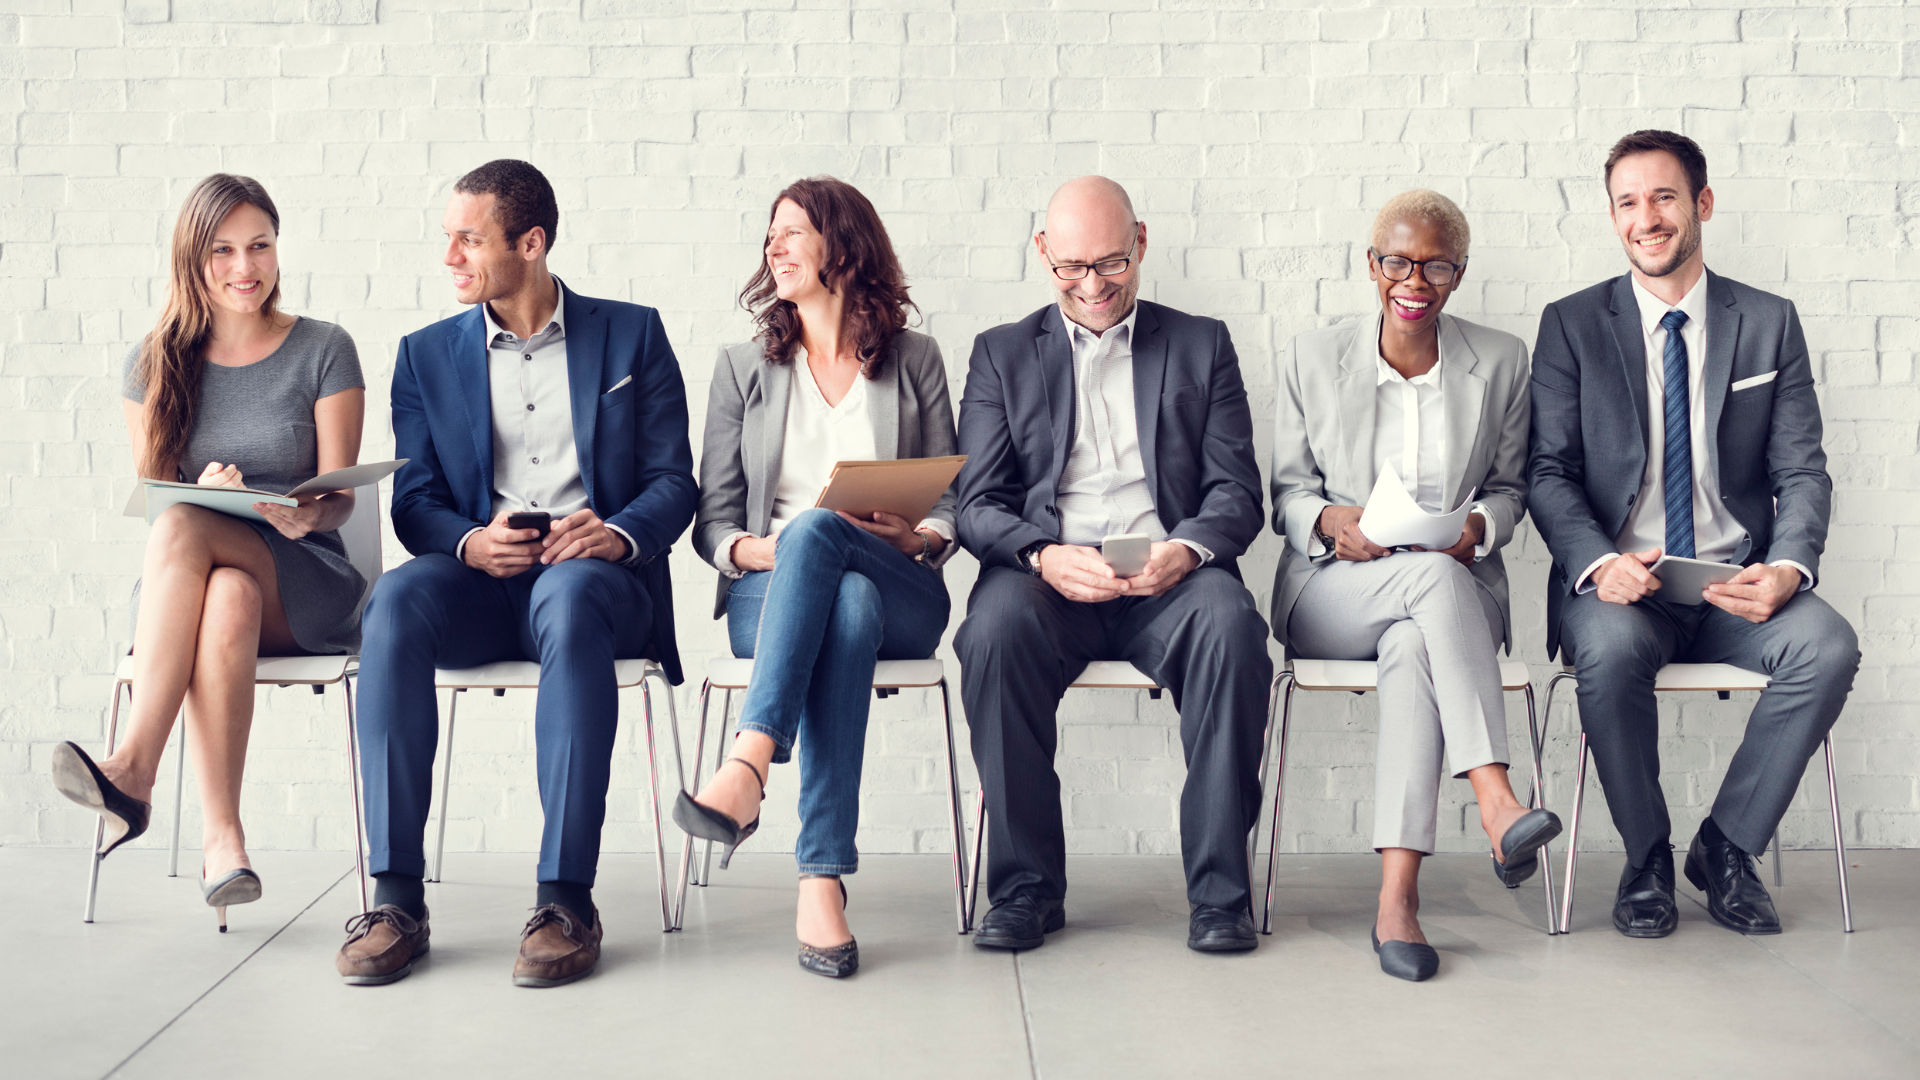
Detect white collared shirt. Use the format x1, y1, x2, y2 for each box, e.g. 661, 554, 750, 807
1368, 349, 1496, 560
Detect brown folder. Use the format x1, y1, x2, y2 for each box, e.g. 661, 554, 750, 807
814, 455, 967, 525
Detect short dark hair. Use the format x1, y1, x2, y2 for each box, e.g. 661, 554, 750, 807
454, 159, 559, 251
1604, 130, 1709, 202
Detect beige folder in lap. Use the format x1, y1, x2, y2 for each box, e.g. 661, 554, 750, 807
814, 455, 967, 526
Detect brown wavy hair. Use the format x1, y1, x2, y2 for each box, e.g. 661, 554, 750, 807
136, 174, 284, 478
738, 177, 915, 378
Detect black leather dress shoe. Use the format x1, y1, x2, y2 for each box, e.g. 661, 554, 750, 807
1613, 845, 1678, 939
1187, 905, 1257, 953
973, 895, 1064, 950
1684, 828, 1782, 935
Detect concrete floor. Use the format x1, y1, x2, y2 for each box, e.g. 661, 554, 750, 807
3, 846, 1915, 1080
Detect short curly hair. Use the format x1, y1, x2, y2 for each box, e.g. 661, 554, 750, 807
1370, 189, 1471, 260
454, 159, 559, 251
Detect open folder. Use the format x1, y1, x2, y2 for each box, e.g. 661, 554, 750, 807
1356, 463, 1477, 550
123, 459, 408, 525
814, 455, 967, 526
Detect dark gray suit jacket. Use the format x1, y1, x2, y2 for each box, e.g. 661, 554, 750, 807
955, 301, 1264, 576
1527, 270, 1832, 659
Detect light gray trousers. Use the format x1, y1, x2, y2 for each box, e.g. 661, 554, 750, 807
1287, 553, 1507, 854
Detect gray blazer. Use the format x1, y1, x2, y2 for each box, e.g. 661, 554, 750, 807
1528, 270, 1831, 660
1270, 311, 1531, 651
694, 328, 960, 618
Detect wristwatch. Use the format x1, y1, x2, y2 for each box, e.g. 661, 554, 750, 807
913, 530, 934, 563
1017, 539, 1056, 577
1313, 515, 1336, 553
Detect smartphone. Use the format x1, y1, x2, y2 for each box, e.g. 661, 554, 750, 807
506, 510, 551, 539
1102, 532, 1151, 577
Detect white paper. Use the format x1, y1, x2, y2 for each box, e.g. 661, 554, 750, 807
1356, 463, 1477, 549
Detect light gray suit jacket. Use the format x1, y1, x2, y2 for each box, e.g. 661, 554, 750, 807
693, 328, 960, 618
1269, 311, 1531, 651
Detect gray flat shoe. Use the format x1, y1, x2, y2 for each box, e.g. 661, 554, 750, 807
1372, 927, 1439, 982
202, 867, 261, 933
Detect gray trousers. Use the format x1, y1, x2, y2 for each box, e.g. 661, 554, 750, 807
1558, 587, 1860, 867
1287, 553, 1507, 854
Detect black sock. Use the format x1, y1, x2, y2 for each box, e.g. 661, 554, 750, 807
537, 880, 595, 923
373, 872, 426, 920
1700, 816, 1744, 855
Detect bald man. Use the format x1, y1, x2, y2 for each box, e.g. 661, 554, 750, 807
953, 176, 1271, 953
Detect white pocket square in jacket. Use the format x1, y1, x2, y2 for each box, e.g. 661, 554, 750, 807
604, 375, 633, 394
1730, 370, 1777, 392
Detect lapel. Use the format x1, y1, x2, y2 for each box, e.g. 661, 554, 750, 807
869, 340, 900, 460
448, 306, 495, 512
1333, 312, 1381, 491
562, 284, 606, 503
1039, 306, 1075, 492
1436, 315, 1488, 510
1130, 301, 1167, 500
1700, 269, 1740, 485
1606, 274, 1651, 459
757, 347, 792, 528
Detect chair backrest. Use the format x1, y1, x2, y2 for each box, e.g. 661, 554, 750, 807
339, 484, 384, 612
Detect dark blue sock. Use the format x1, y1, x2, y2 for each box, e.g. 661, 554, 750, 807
373, 872, 426, 920
537, 880, 595, 923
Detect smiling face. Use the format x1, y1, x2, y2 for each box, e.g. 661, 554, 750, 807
201, 202, 279, 317
1038, 215, 1143, 335
766, 197, 830, 305
1608, 150, 1712, 281
442, 190, 541, 306
1369, 216, 1460, 342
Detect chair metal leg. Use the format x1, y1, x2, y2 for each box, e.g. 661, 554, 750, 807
639, 670, 673, 933
937, 679, 970, 934
1540, 670, 1577, 934
343, 676, 369, 915
1823, 735, 1853, 933
1559, 732, 1589, 935
83, 681, 127, 923
167, 711, 187, 878
699, 689, 735, 886
428, 688, 458, 883
1249, 670, 1284, 931
1260, 673, 1295, 935
966, 788, 985, 930
672, 679, 713, 931
1521, 683, 1558, 935
1772, 828, 1783, 887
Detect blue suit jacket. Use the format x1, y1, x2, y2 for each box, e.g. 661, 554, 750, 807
389, 283, 698, 682
955, 301, 1265, 576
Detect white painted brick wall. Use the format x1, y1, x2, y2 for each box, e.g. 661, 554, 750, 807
4, 2, 1917, 862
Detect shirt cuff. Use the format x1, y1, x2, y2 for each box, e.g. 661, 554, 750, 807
605, 524, 642, 566
1470, 505, 1496, 561
1573, 552, 1619, 594
1172, 538, 1214, 566
1770, 559, 1815, 591
454, 526, 484, 565
712, 530, 754, 579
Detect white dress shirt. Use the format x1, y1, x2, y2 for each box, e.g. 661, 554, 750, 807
1055, 305, 1211, 563
1575, 272, 1811, 591
455, 279, 639, 565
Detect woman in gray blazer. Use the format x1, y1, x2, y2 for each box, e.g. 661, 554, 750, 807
1270, 190, 1560, 982
678, 177, 958, 979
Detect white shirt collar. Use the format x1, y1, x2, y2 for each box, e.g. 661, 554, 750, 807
1064, 301, 1138, 353
1630, 268, 1707, 338
483, 277, 567, 343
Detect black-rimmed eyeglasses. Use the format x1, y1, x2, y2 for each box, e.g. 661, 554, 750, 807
1046, 229, 1139, 281
1371, 248, 1466, 287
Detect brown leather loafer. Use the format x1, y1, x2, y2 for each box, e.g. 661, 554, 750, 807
512, 904, 602, 988
336, 905, 430, 986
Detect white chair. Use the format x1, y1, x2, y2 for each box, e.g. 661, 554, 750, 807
1258, 659, 1558, 936
671, 658, 962, 933
84, 486, 382, 922
1543, 662, 1853, 934
425, 658, 683, 932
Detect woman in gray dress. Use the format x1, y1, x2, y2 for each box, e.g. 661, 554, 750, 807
50, 174, 367, 928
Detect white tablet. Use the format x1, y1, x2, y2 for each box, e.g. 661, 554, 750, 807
1648, 555, 1741, 606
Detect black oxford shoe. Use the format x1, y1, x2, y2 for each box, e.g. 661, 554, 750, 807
1187, 904, 1258, 953
973, 895, 1064, 951
1613, 845, 1679, 939
1684, 828, 1782, 935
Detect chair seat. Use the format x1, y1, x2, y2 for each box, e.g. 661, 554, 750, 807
434, 658, 659, 690
1070, 660, 1159, 689
114, 652, 353, 685
705, 657, 947, 691
1556, 661, 1770, 692
1289, 658, 1534, 693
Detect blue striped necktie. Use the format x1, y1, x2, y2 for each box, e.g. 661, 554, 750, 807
1659, 308, 1695, 559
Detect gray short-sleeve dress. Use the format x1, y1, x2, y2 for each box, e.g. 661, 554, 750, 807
123, 316, 368, 654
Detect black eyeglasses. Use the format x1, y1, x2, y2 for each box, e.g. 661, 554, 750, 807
1371, 248, 1466, 287
1045, 229, 1139, 281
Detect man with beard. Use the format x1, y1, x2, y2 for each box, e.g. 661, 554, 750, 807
1528, 131, 1859, 938
952, 176, 1271, 953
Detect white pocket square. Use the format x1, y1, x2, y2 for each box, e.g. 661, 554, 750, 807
603, 375, 632, 394
1730, 370, 1777, 392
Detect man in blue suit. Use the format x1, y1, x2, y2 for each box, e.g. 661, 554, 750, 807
337, 160, 696, 988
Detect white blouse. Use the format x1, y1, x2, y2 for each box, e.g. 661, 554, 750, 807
768, 350, 878, 534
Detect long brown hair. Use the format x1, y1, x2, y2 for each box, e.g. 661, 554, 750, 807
738, 177, 916, 379
136, 174, 283, 478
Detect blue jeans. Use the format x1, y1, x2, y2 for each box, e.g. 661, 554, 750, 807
725, 509, 950, 875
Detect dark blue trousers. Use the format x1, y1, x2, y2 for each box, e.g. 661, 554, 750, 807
356, 553, 653, 886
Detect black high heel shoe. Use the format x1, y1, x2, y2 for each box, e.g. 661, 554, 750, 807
50, 741, 151, 858
797, 876, 858, 979
1491, 807, 1564, 889
671, 758, 764, 870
